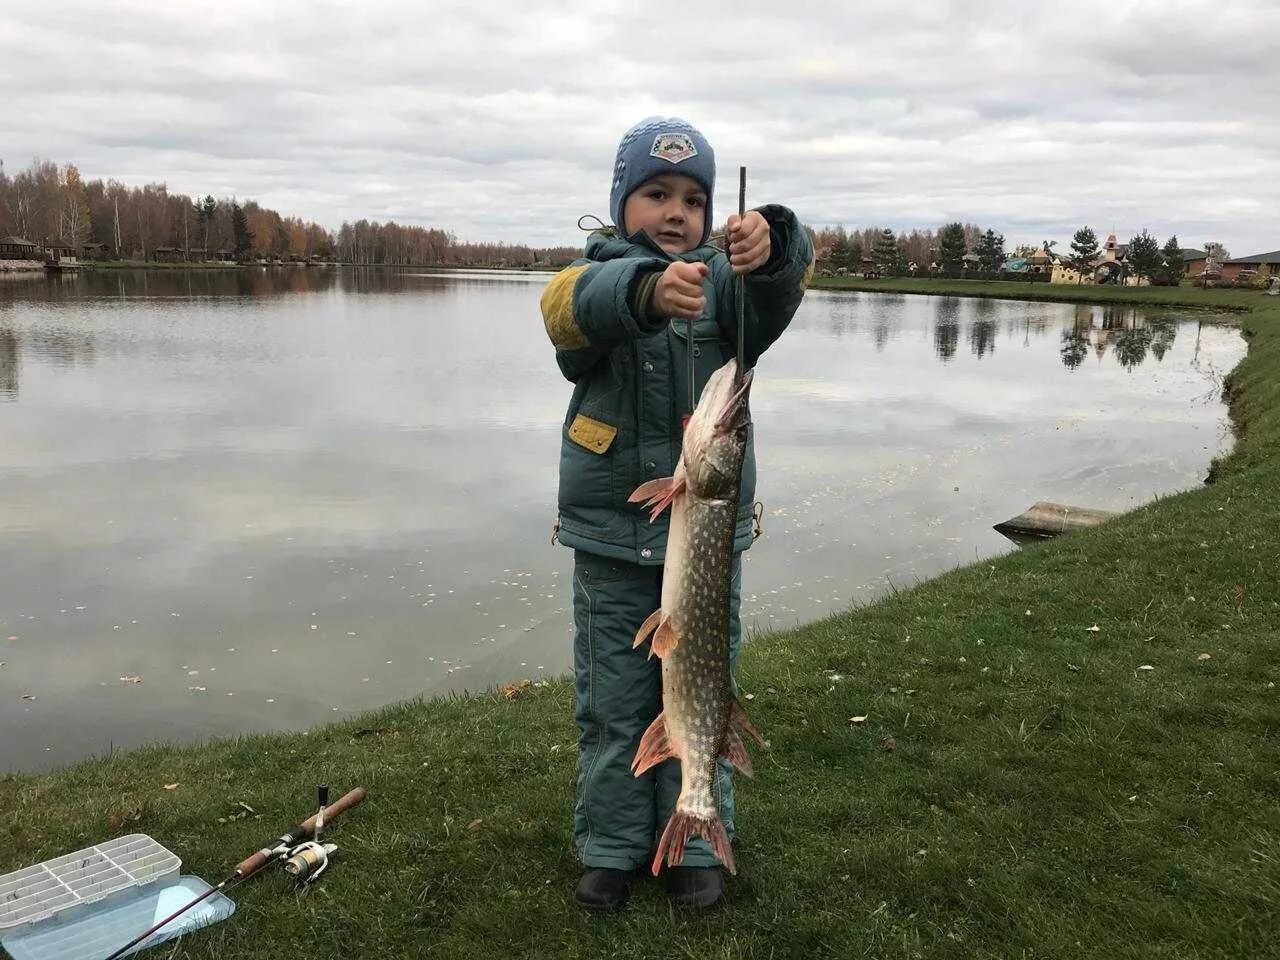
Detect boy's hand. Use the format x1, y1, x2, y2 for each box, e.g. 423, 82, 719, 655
727, 210, 771, 275
652, 261, 708, 320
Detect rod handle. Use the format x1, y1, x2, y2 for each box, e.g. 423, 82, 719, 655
234, 848, 272, 879
301, 785, 365, 833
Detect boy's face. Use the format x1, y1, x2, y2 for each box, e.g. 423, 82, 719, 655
621, 174, 707, 254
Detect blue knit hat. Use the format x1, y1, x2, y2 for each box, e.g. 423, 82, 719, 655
609, 117, 716, 245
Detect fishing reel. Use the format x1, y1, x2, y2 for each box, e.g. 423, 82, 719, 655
284, 840, 338, 884
281, 784, 340, 885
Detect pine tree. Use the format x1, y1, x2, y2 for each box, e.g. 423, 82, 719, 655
872, 228, 898, 273
1127, 230, 1162, 284
975, 229, 1005, 274
830, 229, 852, 272
198, 195, 216, 253
849, 238, 863, 273
231, 201, 253, 258
890, 244, 909, 277
1160, 235, 1183, 286
938, 222, 967, 277
1070, 227, 1099, 283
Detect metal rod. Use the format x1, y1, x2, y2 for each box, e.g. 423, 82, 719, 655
737, 166, 746, 382
102, 881, 227, 960
687, 311, 695, 417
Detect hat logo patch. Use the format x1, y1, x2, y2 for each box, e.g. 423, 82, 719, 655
650, 133, 697, 164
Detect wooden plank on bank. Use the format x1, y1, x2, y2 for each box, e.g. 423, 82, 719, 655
994, 501, 1117, 543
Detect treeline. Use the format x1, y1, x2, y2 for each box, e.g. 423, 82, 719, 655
813, 222, 1001, 277
0, 158, 580, 267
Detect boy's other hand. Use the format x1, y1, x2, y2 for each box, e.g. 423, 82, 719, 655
727, 211, 770, 275
653, 261, 708, 320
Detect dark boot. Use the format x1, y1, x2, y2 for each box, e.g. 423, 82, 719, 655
665, 866, 725, 909
574, 867, 631, 910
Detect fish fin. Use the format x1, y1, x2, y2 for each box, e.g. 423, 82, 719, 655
628, 477, 673, 504
632, 608, 663, 650
720, 727, 754, 778
650, 616, 680, 657
731, 697, 767, 747
651, 811, 737, 876
628, 467, 687, 521
631, 711, 675, 776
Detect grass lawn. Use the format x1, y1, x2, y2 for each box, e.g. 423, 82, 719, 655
3, 280, 1277, 959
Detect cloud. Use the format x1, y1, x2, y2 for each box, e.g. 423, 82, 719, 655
3, 0, 1278, 252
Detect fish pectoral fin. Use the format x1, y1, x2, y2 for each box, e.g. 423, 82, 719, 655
628, 476, 673, 503
631, 711, 675, 777
731, 697, 767, 747
632, 608, 663, 650
650, 616, 680, 657
627, 471, 686, 522
720, 727, 754, 778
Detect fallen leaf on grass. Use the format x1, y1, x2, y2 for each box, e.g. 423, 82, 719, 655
501, 679, 532, 700
467, 818, 484, 831
849, 715, 867, 724
744, 692, 755, 700
1197, 653, 1212, 661
163, 783, 179, 791
1086, 625, 1101, 633
1138, 665, 1155, 671
882, 737, 897, 752
107, 808, 143, 832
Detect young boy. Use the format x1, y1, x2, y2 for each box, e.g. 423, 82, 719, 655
540, 117, 813, 910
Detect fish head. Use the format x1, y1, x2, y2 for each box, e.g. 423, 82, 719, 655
682, 359, 752, 499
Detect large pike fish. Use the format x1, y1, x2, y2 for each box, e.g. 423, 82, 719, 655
627, 358, 765, 876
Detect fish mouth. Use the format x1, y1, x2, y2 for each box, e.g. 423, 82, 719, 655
713, 367, 753, 434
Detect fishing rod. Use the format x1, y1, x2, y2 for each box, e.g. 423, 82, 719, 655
689, 165, 748, 416
101, 784, 367, 960
736, 165, 746, 385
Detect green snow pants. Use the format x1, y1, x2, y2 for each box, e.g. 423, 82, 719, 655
571, 549, 743, 871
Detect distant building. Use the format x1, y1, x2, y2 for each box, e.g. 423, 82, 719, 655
153, 246, 184, 263
81, 241, 109, 261
44, 239, 80, 268
1221, 250, 1280, 282
0, 236, 40, 260
1180, 248, 1208, 277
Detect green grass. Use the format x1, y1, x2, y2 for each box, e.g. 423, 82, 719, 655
4, 280, 1278, 959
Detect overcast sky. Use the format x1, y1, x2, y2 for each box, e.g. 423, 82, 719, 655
3, 0, 1278, 252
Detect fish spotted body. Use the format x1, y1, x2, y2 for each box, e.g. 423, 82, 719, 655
628, 358, 764, 875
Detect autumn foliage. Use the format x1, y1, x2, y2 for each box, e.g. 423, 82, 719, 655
0, 158, 580, 267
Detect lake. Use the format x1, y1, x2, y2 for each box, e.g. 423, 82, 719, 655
0, 268, 1246, 772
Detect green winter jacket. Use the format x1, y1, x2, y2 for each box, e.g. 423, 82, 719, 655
541, 203, 814, 565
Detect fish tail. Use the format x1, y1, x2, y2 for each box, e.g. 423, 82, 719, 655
651, 810, 736, 876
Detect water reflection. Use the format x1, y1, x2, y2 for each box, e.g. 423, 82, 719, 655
0, 273, 1246, 771
0, 327, 17, 400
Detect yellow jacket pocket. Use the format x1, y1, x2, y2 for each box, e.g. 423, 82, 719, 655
568, 414, 617, 454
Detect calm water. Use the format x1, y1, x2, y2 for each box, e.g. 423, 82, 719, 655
0, 268, 1245, 772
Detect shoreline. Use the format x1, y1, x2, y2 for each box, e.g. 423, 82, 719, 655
2, 280, 1276, 957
